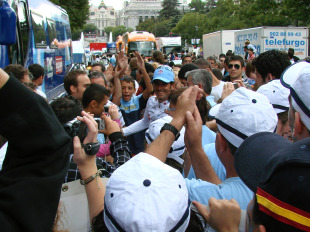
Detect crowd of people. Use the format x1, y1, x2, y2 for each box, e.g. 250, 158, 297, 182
0, 46, 310, 232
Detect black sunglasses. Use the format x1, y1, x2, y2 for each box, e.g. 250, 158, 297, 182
228, 64, 240, 70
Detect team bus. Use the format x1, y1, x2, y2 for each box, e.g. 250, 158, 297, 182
0, 0, 73, 101
122, 31, 156, 58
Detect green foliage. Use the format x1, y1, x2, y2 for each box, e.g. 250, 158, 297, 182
72, 29, 83, 40
112, 26, 134, 41
172, 13, 209, 43
50, 0, 89, 35
159, 0, 181, 21
172, 0, 301, 43
83, 23, 97, 33
282, 0, 310, 26
189, 0, 206, 13
136, 19, 156, 32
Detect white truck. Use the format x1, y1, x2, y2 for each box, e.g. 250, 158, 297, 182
202, 30, 236, 58
157, 37, 182, 54
234, 26, 309, 59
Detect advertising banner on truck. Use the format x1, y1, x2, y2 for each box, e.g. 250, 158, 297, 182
234, 27, 308, 59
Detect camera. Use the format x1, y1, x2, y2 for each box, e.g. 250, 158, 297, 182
233, 82, 239, 90
104, 105, 109, 113
63, 118, 88, 142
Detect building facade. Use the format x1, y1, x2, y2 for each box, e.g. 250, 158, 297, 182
87, 1, 117, 36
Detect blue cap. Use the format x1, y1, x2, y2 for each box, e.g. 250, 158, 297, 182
152, 65, 175, 83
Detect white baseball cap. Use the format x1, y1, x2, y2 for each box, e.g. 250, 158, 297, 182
257, 79, 290, 114
104, 152, 190, 232
209, 88, 278, 148
145, 116, 185, 165
281, 61, 310, 130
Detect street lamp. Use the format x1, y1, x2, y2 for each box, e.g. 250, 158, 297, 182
190, 8, 198, 46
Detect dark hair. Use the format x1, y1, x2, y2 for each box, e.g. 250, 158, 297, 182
28, 64, 45, 80
129, 58, 138, 70
229, 55, 245, 67
178, 63, 199, 80
89, 71, 107, 86
152, 50, 164, 64
248, 47, 254, 52
226, 50, 234, 57
50, 95, 82, 124
245, 62, 255, 77
211, 68, 223, 80
252, 50, 291, 82
121, 75, 135, 88
277, 111, 288, 124
144, 62, 155, 73
23, 82, 36, 91
4, 64, 28, 81
288, 51, 294, 59
64, 70, 87, 95
82, 83, 110, 108
219, 54, 226, 59
92, 63, 106, 72
194, 58, 211, 70
182, 54, 192, 63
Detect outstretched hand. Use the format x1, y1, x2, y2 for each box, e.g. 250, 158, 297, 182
173, 86, 203, 125
184, 106, 203, 149
100, 114, 121, 136
192, 198, 241, 232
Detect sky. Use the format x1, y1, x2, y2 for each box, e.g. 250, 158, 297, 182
89, 0, 190, 11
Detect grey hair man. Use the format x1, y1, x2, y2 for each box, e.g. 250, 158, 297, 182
185, 69, 216, 107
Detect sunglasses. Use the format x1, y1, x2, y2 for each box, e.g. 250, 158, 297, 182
228, 64, 241, 70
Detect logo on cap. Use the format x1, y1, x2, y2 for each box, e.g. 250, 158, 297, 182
159, 70, 163, 74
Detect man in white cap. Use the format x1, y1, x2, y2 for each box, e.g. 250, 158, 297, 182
257, 79, 291, 140
281, 61, 310, 141
183, 87, 278, 210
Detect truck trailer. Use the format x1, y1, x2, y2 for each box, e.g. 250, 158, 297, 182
234, 26, 309, 59
203, 30, 236, 58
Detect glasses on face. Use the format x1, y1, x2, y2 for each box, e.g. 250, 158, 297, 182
228, 64, 241, 70
165, 107, 176, 113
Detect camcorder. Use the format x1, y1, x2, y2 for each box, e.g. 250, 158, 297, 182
63, 117, 104, 153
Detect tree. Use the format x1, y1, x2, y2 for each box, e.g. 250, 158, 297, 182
204, 0, 217, 13
50, 0, 89, 32
172, 13, 209, 44
136, 19, 156, 32
159, 0, 180, 21
282, 0, 310, 26
83, 23, 97, 34
104, 26, 114, 37
189, 0, 206, 13
112, 26, 134, 41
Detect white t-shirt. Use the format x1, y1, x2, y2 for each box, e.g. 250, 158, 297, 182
122, 96, 169, 136
211, 81, 225, 100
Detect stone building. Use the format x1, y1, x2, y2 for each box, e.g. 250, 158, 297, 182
88, 0, 117, 36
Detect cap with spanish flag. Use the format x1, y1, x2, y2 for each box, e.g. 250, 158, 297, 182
235, 132, 310, 231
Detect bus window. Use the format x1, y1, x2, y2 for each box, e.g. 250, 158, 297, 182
17, 2, 30, 63
31, 12, 47, 48
47, 19, 57, 49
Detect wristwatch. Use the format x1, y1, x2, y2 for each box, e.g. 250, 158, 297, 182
160, 123, 180, 141
82, 141, 100, 155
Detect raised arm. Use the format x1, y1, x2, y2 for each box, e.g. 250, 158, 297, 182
134, 51, 153, 100
112, 51, 128, 106
184, 107, 222, 184
145, 86, 201, 162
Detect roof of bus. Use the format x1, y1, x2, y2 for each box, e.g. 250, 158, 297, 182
127, 31, 156, 41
